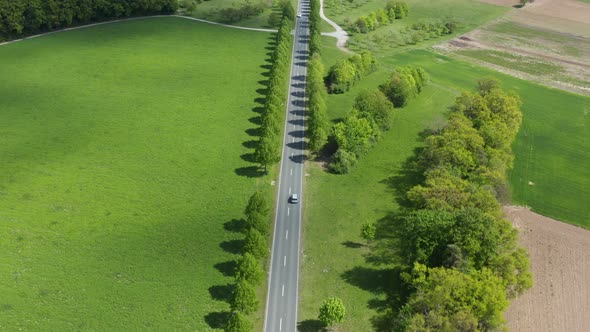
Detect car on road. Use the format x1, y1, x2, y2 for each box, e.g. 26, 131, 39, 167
297, 12, 302, 18
290, 194, 299, 204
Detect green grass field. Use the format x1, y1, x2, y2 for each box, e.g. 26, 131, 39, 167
322, 0, 508, 53
0, 17, 273, 330
456, 49, 564, 76
299, 46, 590, 329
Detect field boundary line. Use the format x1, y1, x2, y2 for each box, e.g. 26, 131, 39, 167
0, 15, 276, 48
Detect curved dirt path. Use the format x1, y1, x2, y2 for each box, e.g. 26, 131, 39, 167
0, 15, 276, 47
319, 0, 352, 53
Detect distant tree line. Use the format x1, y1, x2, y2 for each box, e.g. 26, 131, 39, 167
254, 14, 293, 171
224, 191, 271, 332
347, 0, 408, 34
384, 79, 533, 331
0, 0, 177, 41
330, 66, 427, 173
326, 51, 377, 93
218, 1, 266, 24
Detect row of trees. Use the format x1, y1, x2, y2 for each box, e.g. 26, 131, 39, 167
326, 51, 377, 93
347, 1, 409, 34
225, 191, 271, 332
254, 15, 293, 172
390, 79, 532, 331
329, 66, 427, 173
306, 0, 331, 155
0, 0, 177, 41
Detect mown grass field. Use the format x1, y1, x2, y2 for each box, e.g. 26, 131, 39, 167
0, 17, 272, 330
299, 41, 590, 329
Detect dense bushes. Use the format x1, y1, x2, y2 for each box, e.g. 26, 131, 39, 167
347, 1, 408, 34
0, 0, 177, 41
254, 16, 293, 171
330, 89, 395, 173
388, 79, 532, 331
326, 51, 377, 93
218, 2, 266, 23
330, 66, 425, 173
309, 0, 322, 55
379, 66, 428, 107
225, 191, 271, 331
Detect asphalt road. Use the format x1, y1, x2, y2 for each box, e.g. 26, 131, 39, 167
264, 1, 309, 331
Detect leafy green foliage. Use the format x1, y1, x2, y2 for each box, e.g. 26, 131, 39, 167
245, 191, 270, 218
380, 66, 427, 107
398, 264, 509, 331
353, 89, 395, 131
243, 228, 267, 259
235, 253, 265, 286
255, 15, 293, 170
0, 0, 178, 41
307, 53, 330, 154
225, 311, 253, 332
360, 222, 376, 243
318, 297, 346, 327
327, 51, 377, 93
219, 2, 267, 23
347, 1, 408, 34
231, 279, 259, 314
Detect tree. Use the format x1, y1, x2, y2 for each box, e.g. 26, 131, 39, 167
318, 297, 346, 327
235, 252, 265, 285
243, 228, 267, 259
225, 311, 252, 332
332, 110, 375, 156
255, 133, 281, 173
400, 263, 509, 331
231, 279, 259, 314
380, 68, 417, 107
360, 222, 376, 244
245, 191, 269, 217
330, 149, 357, 174
353, 89, 395, 131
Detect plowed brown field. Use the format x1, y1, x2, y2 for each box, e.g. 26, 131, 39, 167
504, 206, 590, 332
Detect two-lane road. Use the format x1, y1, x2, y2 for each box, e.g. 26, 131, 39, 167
264, 1, 309, 331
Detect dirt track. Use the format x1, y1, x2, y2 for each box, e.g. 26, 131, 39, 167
504, 206, 590, 332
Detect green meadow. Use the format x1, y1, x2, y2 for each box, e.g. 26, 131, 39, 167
0, 17, 272, 330
299, 42, 590, 329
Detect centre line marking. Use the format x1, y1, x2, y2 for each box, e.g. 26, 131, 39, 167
290, 168, 293, 175
287, 208, 290, 216
282, 284, 285, 296
292, 137, 295, 143
286, 230, 289, 239
280, 318, 283, 331
284, 256, 287, 266
289, 187, 292, 194
291, 152, 294, 157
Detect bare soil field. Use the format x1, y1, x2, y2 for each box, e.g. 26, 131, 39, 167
437, 0, 590, 94
504, 206, 590, 332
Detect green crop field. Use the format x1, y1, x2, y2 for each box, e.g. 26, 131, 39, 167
0, 17, 272, 330
299, 45, 590, 329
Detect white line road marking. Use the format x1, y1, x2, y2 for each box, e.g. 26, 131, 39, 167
280, 318, 283, 331
291, 152, 294, 157
286, 230, 289, 239
282, 284, 285, 296
292, 137, 295, 143
289, 187, 292, 194
284, 256, 287, 266
290, 168, 293, 175
287, 208, 290, 216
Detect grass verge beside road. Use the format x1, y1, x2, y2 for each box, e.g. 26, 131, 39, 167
0, 17, 273, 330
